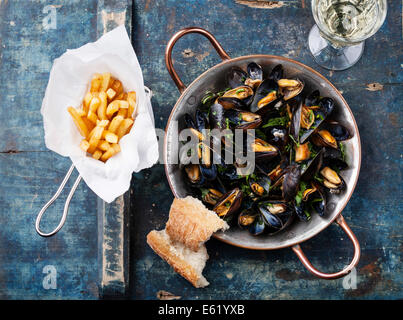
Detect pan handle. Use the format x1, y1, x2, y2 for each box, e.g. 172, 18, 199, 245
165, 27, 231, 93
292, 215, 361, 280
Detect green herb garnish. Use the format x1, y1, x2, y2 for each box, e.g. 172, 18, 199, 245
262, 116, 288, 128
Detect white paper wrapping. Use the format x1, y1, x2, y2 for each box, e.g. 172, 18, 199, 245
41, 25, 159, 203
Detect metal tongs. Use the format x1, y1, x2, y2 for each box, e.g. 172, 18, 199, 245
35, 164, 81, 237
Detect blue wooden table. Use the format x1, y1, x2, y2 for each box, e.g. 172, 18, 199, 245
0, 0, 401, 300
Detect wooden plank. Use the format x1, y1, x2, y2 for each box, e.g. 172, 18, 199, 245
96, 0, 131, 298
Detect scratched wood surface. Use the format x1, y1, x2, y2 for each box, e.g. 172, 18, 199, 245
0, 0, 401, 300
129, 0, 402, 300
0, 0, 131, 299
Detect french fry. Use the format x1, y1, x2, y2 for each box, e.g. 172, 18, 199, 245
87, 126, 104, 154
82, 117, 95, 135
88, 97, 100, 114
67, 106, 89, 137
106, 88, 116, 101
108, 115, 124, 133
106, 100, 129, 117
96, 119, 109, 127
104, 131, 118, 144
87, 110, 98, 124
92, 149, 102, 160
112, 143, 121, 154
80, 139, 90, 152
100, 72, 111, 92
116, 118, 134, 139
100, 146, 117, 162
117, 108, 127, 118
98, 140, 111, 152
83, 92, 93, 114
69, 74, 138, 162
76, 108, 86, 117
127, 91, 138, 118
90, 73, 102, 92
97, 91, 108, 120
110, 78, 123, 96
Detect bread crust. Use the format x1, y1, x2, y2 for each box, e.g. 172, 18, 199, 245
166, 197, 228, 251
146, 230, 208, 288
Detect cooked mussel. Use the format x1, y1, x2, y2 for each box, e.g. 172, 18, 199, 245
245, 62, 263, 88
209, 102, 226, 130
250, 138, 279, 160
300, 96, 335, 144
249, 174, 271, 197
249, 214, 266, 236
184, 164, 205, 186
321, 121, 351, 141
213, 188, 243, 219
224, 108, 262, 130
258, 201, 294, 235
250, 79, 282, 115
216, 97, 246, 110
311, 129, 338, 149
322, 147, 348, 171
238, 209, 258, 228
222, 86, 254, 103
269, 64, 284, 82
278, 78, 304, 101
320, 166, 346, 194
201, 188, 223, 206
226, 67, 248, 89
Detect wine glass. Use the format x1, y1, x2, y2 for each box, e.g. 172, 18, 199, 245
308, 0, 387, 71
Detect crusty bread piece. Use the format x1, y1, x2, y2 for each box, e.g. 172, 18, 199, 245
166, 196, 229, 252
147, 229, 209, 288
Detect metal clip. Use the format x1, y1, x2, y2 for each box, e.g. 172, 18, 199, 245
35, 164, 82, 237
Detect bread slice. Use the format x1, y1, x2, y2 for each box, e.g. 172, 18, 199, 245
147, 229, 209, 288
166, 196, 229, 252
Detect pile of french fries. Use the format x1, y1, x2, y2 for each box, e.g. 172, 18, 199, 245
67, 73, 137, 162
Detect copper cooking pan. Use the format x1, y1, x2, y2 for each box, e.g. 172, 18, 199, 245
164, 27, 361, 279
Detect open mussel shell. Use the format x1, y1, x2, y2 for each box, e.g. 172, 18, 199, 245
310, 182, 326, 217
226, 67, 248, 89
305, 90, 320, 107
216, 97, 246, 110
322, 147, 348, 171
311, 129, 338, 149
321, 121, 351, 141
301, 148, 324, 180
201, 188, 223, 206
249, 214, 266, 236
250, 79, 283, 115
184, 164, 205, 187
222, 86, 254, 105
269, 64, 284, 82
224, 108, 262, 130
258, 201, 294, 235
213, 188, 243, 219
238, 209, 258, 229
319, 166, 346, 194
247, 62, 263, 80
278, 78, 304, 101
250, 137, 279, 161
249, 174, 271, 197
300, 96, 335, 144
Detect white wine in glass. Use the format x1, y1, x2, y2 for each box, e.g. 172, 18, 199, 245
309, 0, 387, 70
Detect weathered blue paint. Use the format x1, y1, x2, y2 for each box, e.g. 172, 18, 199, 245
0, 0, 130, 299
0, 0, 401, 300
